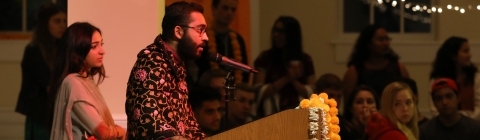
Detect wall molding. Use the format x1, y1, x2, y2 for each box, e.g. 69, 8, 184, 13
0, 107, 127, 139
331, 40, 480, 64
0, 40, 29, 63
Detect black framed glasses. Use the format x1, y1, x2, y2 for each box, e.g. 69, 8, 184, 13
180, 25, 207, 37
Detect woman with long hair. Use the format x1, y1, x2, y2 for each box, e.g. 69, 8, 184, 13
429, 36, 480, 121
253, 16, 315, 117
49, 22, 125, 140
365, 82, 419, 140
343, 25, 409, 108
14, 2, 66, 139
340, 85, 378, 140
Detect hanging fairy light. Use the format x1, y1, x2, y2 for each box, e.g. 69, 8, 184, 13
454, 6, 459, 11
378, 0, 383, 4
460, 8, 465, 13
432, 7, 437, 12
447, 5, 452, 9
477, 5, 480, 10
438, 8, 443, 13
405, 3, 411, 9
392, 0, 397, 7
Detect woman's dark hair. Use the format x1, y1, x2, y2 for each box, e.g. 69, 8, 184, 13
270, 16, 303, 64
343, 85, 378, 121
49, 22, 105, 102
430, 36, 477, 84
32, 2, 66, 70
347, 24, 399, 67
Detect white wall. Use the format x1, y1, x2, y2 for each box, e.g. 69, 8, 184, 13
0, 1, 164, 139
67, 0, 164, 127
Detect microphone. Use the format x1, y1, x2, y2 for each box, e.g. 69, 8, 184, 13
208, 52, 258, 73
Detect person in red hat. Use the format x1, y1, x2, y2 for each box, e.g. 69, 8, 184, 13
420, 78, 480, 140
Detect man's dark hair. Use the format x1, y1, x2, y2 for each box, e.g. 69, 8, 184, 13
236, 83, 255, 93
314, 73, 343, 93
198, 69, 228, 86
399, 78, 418, 96
212, 0, 221, 8
188, 86, 222, 111
161, 1, 204, 41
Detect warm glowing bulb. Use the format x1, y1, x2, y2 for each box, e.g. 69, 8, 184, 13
432, 7, 437, 12
405, 3, 411, 9
447, 5, 452, 9
423, 6, 427, 10
454, 6, 459, 11
477, 5, 480, 10
378, 0, 383, 4
460, 8, 465, 13
427, 9, 432, 13
438, 8, 443, 13
392, 1, 397, 7
415, 5, 420, 10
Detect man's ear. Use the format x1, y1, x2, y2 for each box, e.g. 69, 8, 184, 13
174, 26, 184, 40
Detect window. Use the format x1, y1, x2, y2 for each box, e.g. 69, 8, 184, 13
342, 0, 433, 39
0, 0, 67, 33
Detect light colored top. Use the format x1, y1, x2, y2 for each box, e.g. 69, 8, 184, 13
51, 74, 115, 140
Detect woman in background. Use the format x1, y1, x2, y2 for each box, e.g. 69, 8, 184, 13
50, 22, 125, 140
365, 82, 418, 140
253, 16, 315, 117
340, 85, 378, 140
343, 25, 409, 108
14, 2, 66, 139
429, 36, 480, 121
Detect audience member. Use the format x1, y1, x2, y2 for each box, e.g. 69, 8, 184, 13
254, 16, 315, 117
429, 36, 480, 121
15, 2, 66, 139
420, 78, 480, 140
189, 86, 223, 136
343, 24, 409, 108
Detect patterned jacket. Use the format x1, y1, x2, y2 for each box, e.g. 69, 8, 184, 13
125, 34, 206, 140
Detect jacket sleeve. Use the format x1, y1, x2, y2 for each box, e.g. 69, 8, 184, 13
125, 50, 178, 140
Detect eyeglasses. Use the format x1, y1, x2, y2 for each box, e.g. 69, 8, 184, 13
180, 25, 207, 37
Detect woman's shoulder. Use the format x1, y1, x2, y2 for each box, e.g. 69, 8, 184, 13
61, 74, 85, 87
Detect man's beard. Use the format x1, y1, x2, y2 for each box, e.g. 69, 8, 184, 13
177, 34, 203, 60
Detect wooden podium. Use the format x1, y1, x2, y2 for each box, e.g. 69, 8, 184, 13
206, 109, 323, 140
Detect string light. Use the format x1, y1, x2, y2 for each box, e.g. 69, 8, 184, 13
360, 0, 480, 23
392, 0, 398, 7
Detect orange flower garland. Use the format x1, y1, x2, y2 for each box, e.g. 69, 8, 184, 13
207, 29, 243, 83
299, 93, 341, 140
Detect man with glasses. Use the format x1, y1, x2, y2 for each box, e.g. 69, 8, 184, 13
125, 1, 208, 140
188, 0, 249, 86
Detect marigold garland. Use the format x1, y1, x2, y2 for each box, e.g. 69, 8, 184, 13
299, 93, 341, 140
207, 28, 243, 83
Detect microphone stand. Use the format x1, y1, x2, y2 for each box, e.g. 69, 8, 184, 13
223, 68, 236, 130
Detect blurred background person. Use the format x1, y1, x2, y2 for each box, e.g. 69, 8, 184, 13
14, 2, 66, 140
